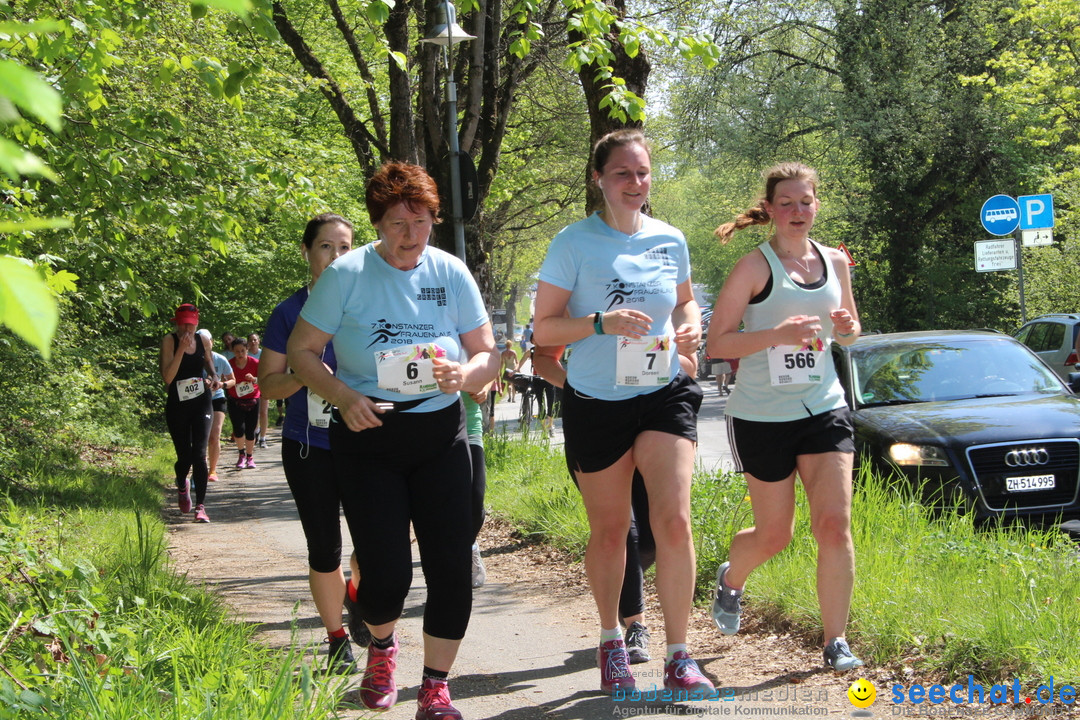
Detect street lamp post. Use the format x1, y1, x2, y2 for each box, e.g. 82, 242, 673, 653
422, 1, 475, 263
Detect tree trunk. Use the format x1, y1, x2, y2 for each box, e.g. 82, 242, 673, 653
571, 0, 650, 216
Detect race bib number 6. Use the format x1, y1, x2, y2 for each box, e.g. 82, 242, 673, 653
615, 335, 672, 386
767, 341, 826, 386
375, 344, 446, 395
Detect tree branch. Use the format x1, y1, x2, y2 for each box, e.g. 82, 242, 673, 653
271, 1, 382, 177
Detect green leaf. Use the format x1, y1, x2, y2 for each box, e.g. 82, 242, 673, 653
0, 216, 72, 233
0, 138, 58, 182
223, 67, 248, 98
0, 20, 64, 35
367, 1, 391, 25
0, 60, 62, 132
201, 0, 252, 12
45, 269, 79, 294
0, 255, 58, 360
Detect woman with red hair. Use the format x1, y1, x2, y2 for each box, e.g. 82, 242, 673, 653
288, 162, 499, 719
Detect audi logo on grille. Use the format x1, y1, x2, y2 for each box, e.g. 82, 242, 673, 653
1004, 448, 1050, 467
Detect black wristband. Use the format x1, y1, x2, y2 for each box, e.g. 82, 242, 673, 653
593, 311, 604, 335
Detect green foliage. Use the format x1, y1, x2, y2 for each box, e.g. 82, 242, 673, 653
750, 467, 1080, 682
0, 255, 57, 359
0, 0, 337, 329
0, 503, 340, 720
0, 425, 340, 720
0, 19, 68, 357
833, 0, 1031, 332
964, 0, 1080, 319
484, 432, 590, 551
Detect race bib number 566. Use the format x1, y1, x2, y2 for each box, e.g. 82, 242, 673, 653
767, 341, 826, 386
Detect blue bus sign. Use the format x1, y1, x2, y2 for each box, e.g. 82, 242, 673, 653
981, 194, 1020, 235
1018, 193, 1054, 230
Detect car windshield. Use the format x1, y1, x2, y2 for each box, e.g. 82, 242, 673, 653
852, 338, 1066, 407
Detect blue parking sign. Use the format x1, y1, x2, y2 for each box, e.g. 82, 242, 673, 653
1018, 193, 1054, 230
981, 194, 1020, 235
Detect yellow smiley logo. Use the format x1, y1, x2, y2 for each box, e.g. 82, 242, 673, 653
847, 677, 876, 709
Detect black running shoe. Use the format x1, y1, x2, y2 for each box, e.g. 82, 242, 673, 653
344, 590, 372, 647
326, 634, 355, 675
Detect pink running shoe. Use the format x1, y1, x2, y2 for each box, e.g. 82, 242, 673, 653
245, 454, 256, 469
235, 454, 245, 469
663, 651, 714, 695
359, 638, 399, 711
415, 678, 462, 720
194, 504, 210, 523
177, 482, 192, 514
597, 638, 635, 693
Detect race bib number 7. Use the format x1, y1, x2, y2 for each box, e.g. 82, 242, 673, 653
767, 341, 826, 386
615, 335, 672, 386
375, 344, 446, 395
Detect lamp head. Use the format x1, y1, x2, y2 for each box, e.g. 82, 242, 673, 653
422, 1, 475, 46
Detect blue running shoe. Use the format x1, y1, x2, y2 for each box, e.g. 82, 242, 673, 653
823, 637, 864, 672
711, 561, 742, 635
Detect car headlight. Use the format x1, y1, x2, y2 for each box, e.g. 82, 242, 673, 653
888, 443, 950, 467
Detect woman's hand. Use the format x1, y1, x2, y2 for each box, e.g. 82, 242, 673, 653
432, 358, 465, 394
177, 329, 195, 351
602, 309, 653, 339
336, 389, 391, 431
776, 315, 822, 346
673, 322, 700, 357
830, 309, 857, 339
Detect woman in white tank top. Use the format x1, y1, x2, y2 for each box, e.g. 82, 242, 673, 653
704, 162, 865, 673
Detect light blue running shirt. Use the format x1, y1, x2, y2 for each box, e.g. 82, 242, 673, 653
539, 212, 690, 401
210, 351, 231, 400
300, 243, 489, 413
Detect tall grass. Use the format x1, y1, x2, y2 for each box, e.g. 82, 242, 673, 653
484, 431, 590, 552
0, 439, 345, 720
486, 436, 1080, 685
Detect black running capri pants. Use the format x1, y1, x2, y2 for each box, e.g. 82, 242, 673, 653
330, 400, 473, 640
281, 437, 343, 574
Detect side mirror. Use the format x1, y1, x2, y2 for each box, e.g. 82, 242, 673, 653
1068, 371, 1080, 394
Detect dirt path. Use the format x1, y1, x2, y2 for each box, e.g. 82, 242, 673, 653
166, 427, 1071, 719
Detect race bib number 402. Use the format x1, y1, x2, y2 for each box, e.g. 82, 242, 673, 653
177, 377, 205, 401
615, 335, 672, 386
767, 340, 826, 386
375, 344, 446, 395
